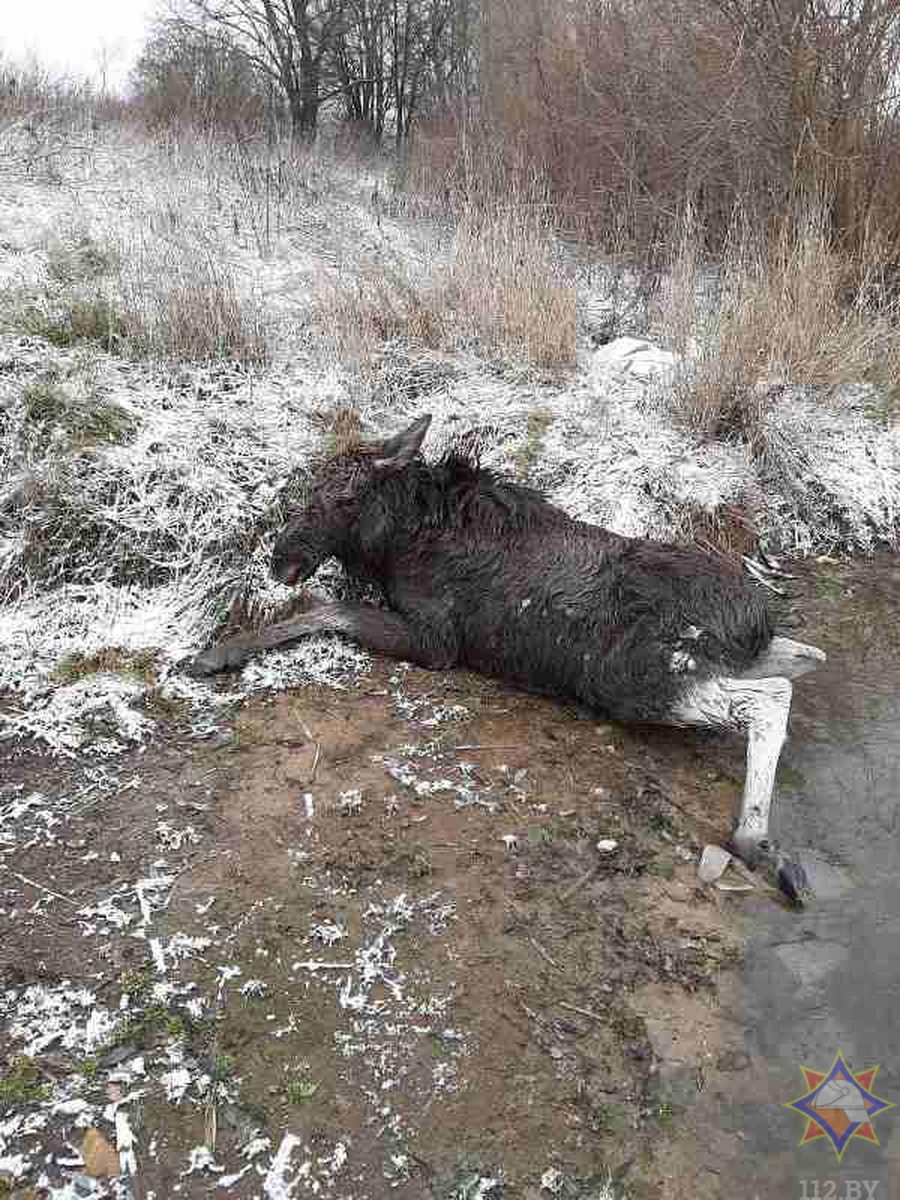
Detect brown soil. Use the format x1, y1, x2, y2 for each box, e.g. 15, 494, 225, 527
0, 657, 774, 1199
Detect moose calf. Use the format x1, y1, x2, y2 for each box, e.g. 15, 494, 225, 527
192, 415, 825, 903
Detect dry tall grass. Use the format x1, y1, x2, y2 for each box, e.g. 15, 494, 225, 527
9, 230, 267, 367
317, 261, 445, 378
659, 202, 900, 438
446, 205, 577, 368
316, 200, 577, 377
117, 232, 267, 365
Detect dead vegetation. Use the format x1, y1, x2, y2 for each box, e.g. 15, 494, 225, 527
657, 201, 900, 438
657, 199, 900, 439
116, 232, 267, 366
410, 0, 900, 260
52, 647, 160, 686
446, 204, 578, 369
5, 217, 265, 367
316, 196, 578, 376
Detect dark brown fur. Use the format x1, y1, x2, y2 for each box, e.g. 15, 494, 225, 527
271, 416, 772, 722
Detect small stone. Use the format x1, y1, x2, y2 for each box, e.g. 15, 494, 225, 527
99, 1042, 139, 1068
698, 844, 732, 884
716, 1048, 751, 1072
541, 1166, 565, 1193
596, 838, 618, 853
664, 881, 692, 903
81, 1127, 121, 1178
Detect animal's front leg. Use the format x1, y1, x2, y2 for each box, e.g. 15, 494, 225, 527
673, 675, 812, 906
188, 601, 452, 677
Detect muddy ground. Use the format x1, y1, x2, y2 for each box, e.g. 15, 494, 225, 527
1, 642, 803, 1199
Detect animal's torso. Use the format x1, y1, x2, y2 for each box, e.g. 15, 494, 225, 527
344, 479, 772, 722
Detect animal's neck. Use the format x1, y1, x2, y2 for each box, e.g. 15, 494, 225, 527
417, 457, 558, 534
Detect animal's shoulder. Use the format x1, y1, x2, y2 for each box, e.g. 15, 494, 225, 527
437, 454, 562, 532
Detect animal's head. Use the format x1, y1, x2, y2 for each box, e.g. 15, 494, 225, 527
271, 414, 432, 586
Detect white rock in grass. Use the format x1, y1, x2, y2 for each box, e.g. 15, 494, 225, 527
592, 336, 653, 365
541, 1167, 565, 1193
589, 336, 678, 383
698, 844, 732, 884
627, 346, 678, 381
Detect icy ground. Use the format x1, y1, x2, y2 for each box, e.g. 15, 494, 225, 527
0, 121, 898, 760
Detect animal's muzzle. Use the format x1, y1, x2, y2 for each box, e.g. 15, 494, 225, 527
274, 561, 302, 586
271, 541, 319, 586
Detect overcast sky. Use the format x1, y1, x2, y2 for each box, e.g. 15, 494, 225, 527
1, 0, 159, 92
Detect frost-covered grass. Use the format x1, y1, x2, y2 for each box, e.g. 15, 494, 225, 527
659, 204, 900, 437
0, 119, 899, 758
317, 200, 578, 376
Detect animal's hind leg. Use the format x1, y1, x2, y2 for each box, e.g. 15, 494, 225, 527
741, 636, 826, 681
671, 675, 811, 905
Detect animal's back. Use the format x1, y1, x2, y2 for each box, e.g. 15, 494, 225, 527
359, 454, 773, 722
406, 517, 773, 722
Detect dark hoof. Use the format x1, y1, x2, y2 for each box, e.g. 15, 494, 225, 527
728, 835, 814, 908
776, 859, 813, 908
185, 644, 252, 677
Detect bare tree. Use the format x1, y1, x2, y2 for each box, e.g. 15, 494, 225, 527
331, 0, 473, 143
388, 0, 458, 142
178, 0, 348, 139
333, 0, 390, 139
169, 0, 476, 143
132, 18, 270, 128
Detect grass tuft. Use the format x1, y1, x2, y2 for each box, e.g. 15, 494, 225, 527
446, 205, 577, 369
22, 376, 137, 450
46, 234, 117, 285
0, 1057, 49, 1111
16, 225, 266, 366
118, 234, 267, 365
512, 407, 554, 480
316, 261, 443, 379
659, 202, 900, 439
22, 295, 125, 353
284, 1076, 319, 1105
54, 648, 159, 686
317, 200, 577, 376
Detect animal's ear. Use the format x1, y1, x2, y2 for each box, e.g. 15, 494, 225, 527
372, 414, 432, 472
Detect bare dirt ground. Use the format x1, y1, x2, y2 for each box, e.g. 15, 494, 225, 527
0, 646, 776, 1200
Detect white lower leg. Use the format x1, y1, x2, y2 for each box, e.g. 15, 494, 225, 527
728, 677, 792, 846
672, 675, 793, 851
